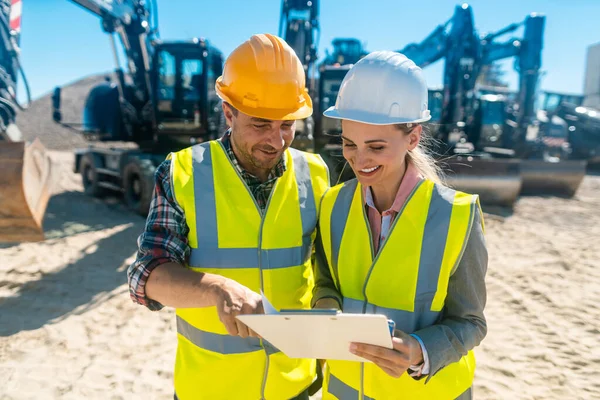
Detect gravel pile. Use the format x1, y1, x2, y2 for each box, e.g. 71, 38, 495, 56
16, 73, 137, 151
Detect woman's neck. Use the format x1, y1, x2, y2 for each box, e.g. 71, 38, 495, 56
370, 160, 408, 213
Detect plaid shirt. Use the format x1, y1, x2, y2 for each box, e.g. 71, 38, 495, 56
127, 131, 286, 310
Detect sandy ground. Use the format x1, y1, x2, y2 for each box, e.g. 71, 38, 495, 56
1, 150, 599, 399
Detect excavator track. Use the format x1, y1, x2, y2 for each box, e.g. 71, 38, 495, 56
0, 139, 56, 242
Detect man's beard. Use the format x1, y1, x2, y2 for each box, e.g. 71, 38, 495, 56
231, 130, 282, 171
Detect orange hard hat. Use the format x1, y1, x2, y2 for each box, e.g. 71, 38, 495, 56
215, 33, 312, 120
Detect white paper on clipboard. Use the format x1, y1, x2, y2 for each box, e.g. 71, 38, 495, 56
236, 312, 394, 362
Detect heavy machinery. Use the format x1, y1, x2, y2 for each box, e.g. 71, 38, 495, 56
474, 11, 587, 196
0, 0, 56, 242
532, 43, 600, 167
278, 0, 320, 152
277, 1, 369, 180
396, 3, 522, 207
399, 4, 586, 204
321, 37, 367, 66
52, 0, 226, 215
314, 38, 368, 183
539, 91, 600, 164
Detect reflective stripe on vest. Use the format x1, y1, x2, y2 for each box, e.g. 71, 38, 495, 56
187, 143, 316, 270
320, 178, 479, 400
170, 140, 328, 400
176, 142, 318, 355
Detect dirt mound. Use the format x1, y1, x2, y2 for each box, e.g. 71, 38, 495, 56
16, 73, 111, 150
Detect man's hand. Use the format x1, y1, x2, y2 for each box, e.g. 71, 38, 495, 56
211, 278, 264, 338
349, 329, 423, 378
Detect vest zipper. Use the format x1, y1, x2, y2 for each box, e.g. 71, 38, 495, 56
357, 180, 424, 399
218, 142, 280, 400
258, 190, 275, 400
359, 179, 424, 304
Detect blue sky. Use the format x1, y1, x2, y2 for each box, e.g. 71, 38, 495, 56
15, 0, 600, 103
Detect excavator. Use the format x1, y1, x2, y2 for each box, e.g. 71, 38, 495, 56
539, 90, 600, 165
0, 0, 56, 242
314, 38, 368, 184
474, 10, 587, 196
278, 0, 320, 152
278, 1, 368, 180
52, 0, 226, 216
398, 3, 586, 204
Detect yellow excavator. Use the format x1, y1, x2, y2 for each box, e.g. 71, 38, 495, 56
0, 0, 55, 242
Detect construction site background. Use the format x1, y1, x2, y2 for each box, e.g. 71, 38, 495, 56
1, 1, 600, 399
1, 70, 599, 400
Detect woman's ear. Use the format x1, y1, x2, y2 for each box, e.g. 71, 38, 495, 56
407, 125, 422, 150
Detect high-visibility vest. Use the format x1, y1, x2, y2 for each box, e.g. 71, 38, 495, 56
168, 140, 329, 400
318, 178, 483, 400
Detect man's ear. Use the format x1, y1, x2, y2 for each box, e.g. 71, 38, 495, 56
222, 102, 235, 128
407, 125, 422, 150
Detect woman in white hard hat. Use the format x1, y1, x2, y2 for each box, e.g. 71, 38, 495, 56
312, 50, 488, 399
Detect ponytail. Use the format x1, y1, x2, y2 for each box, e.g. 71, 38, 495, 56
396, 124, 445, 185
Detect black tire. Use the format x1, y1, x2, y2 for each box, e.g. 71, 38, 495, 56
79, 153, 106, 197
122, 158, 156, 217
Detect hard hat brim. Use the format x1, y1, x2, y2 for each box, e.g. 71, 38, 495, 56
216, 83, 313, 121
323, 106, 431, 125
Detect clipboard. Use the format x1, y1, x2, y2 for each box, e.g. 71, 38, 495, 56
236, 311, 394, 362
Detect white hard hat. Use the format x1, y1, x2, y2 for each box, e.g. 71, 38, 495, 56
323, 50, 431, 125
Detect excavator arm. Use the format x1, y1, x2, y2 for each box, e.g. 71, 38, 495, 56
399, 4, 481, 141
279, 0, 320, 87
0, 0, 57, 242
398, 24, 448, 69
66, 0, 156, 127
480, 14, 545, 147
479, 13, 585, 198
278, 0, 320, 151
0, 0, 30, 140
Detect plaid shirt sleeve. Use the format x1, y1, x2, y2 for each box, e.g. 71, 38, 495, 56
126, 159, 190, 311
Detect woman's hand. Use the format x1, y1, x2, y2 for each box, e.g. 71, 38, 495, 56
313, 297, 341, 310
349, 329, 424, 378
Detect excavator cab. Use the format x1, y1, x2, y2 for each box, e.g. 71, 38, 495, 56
477, 94, 508, 148
326, 38, 366, 65
539, 91, 600, 163
315, 64, 353, 184
151, 40, 225, 149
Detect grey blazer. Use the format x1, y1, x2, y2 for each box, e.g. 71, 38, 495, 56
312, 206, 488, 387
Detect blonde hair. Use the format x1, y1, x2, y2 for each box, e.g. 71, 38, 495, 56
395, 123, 445, 185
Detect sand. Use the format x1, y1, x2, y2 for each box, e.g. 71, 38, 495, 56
1, 150, 599, 399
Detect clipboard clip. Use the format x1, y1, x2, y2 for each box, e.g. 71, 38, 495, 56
278, 308, 339, 315
387, 319, 396, 336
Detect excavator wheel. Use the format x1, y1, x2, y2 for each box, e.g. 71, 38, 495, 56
123, 158, 156, 217
79, 153, 107, 198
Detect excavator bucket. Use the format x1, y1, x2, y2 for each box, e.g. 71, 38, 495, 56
519, 159, 587, 197
441, 156, 522, 208
0, 139, 56, 242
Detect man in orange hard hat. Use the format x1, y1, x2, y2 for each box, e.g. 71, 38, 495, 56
127, 33, 330, 400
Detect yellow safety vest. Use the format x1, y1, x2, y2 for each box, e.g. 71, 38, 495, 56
318, 178, 483, 400
168, 140, 329, 400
